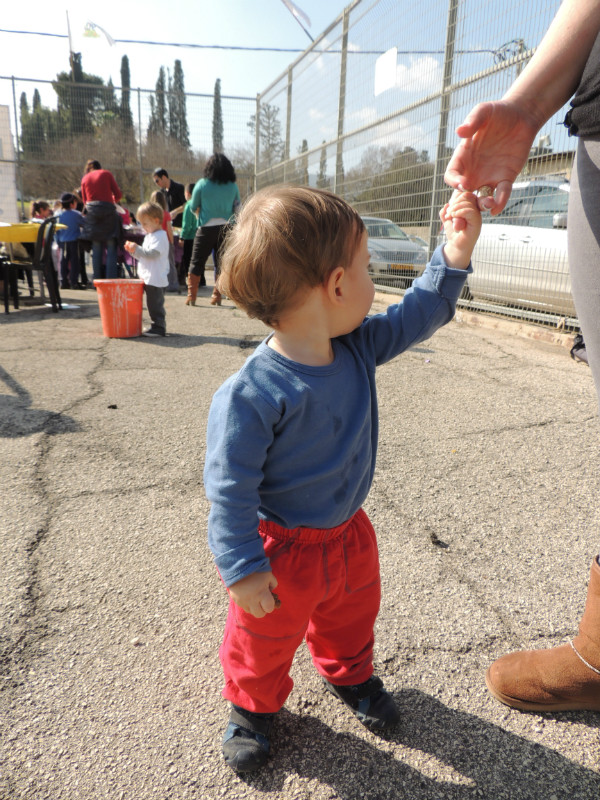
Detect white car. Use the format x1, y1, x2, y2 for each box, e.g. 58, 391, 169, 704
361, 216, 427, 288
468, 179, 573, 317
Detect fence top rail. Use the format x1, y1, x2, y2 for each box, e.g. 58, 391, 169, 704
0, 75, 254, 102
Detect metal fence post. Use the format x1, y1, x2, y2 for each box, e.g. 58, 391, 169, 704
334, 8, 349, 195
284, 66, 293, 183
254, 94, 260, 191
428, 0, 459, 254
137, 88, 144, 205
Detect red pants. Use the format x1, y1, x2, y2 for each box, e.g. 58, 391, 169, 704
219, 508, 381, 713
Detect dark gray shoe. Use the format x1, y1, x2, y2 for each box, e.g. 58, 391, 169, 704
323, 675, 400, 731
222, 705, 274, 773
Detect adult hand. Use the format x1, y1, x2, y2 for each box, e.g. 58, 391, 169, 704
444, 101, 541, 215
229, 571, 279, 618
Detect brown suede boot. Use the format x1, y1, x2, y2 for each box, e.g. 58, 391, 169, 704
210, 287, 222, 306
486, 558, 600, 711
186, 273, 200, 306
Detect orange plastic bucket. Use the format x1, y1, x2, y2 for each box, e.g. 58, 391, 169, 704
94, 279, 145, 338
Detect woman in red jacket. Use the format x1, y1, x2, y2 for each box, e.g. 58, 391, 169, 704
80, 159, 122, 281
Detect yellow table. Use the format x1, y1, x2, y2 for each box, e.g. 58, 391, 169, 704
0, 221, 67, 313
0, 221, 67, 243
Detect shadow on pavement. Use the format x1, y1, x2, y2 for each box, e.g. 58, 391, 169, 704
239, 689, 600, 799
0, 366, 79, 438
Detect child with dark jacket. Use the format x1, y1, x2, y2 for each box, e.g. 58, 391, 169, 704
56, 192, 84, 289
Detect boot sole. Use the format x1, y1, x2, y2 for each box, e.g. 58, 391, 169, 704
485, 668, 600, 712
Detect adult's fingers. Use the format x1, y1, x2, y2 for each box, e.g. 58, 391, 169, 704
489, 180, 514, 215
454, 102, 494, 139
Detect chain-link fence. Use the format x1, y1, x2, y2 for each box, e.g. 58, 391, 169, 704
255, 0, 578, 329
1, 0, 580, 328
1, 75, 256, 214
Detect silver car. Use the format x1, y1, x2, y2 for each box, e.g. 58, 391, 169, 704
468, 179, 573, 316
362, 216, 427, 288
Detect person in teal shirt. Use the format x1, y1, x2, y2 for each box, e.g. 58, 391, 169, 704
180, 183, 199, 299
187, 154, 241, 306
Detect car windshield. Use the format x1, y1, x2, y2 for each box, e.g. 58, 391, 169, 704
365, 220, 409, 240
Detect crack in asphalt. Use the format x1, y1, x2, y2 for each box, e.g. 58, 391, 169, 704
0, 344, 110, 684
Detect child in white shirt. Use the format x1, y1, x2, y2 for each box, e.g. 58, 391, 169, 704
124, 201, 169, 337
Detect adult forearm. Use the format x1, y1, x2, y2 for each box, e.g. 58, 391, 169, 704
504, 0, 600, 127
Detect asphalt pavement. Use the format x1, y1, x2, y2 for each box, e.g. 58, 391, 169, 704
1, 280, 599, 800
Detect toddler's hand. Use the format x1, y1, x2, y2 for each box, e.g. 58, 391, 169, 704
124, 241, 136, 255
439, 190, 482, 270
229, 571, 279, 618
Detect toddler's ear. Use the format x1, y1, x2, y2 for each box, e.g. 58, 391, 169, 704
326, 266, 345, 302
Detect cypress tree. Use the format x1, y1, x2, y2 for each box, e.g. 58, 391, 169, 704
120, 55, 133, 129
169, 60, 190, 148
147, 66, 168, 139
212, 78, 224, 153
317, 141, 328, 188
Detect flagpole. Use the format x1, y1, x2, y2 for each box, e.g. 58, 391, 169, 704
279, 0, 314, 43
293, 18, 313, 42
66, 10, 75, 81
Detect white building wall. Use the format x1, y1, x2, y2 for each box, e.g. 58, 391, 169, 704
0, 106, 19, 222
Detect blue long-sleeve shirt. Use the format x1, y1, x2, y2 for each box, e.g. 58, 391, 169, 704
204, 246, 470, 587
55, 208, 83, 243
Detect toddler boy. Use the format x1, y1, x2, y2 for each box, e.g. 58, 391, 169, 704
204, 186, 481, 772
124, 201, 169, 337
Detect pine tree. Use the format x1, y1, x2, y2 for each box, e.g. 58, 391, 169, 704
298, 138, 309, 185
29, 90, 49, 152
317, 141, 328, 188
168, 60, 190, 148
104, 78, 119, 117
53, 53, 104, 136
120, 55, 133, 129
19, 92, 37, 156
212, 78, 224, 153
147, 66, 168, 139
247, 104, 284, 168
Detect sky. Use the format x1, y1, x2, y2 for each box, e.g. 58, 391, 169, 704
0, 0, 345, 105
0, 1, 570, 170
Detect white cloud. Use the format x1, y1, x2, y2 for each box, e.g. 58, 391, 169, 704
396, 55, 442, 94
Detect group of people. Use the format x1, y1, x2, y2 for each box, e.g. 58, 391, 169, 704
27, 159, 123, 291
127, 153, 241, 336
25, 153, 241, 337
148, 155, 241, 309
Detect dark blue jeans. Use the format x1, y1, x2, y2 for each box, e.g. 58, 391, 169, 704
60, 241, 80, 286
92, 238, 118, 280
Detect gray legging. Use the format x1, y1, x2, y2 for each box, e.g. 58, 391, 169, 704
569, 136, 600, 404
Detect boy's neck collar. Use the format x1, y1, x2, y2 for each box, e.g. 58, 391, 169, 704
267, 332, 334, 366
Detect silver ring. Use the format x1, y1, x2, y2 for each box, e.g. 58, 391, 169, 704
476, 185, 493, 198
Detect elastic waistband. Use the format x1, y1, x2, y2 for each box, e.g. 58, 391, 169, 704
258, 508, 365, 544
